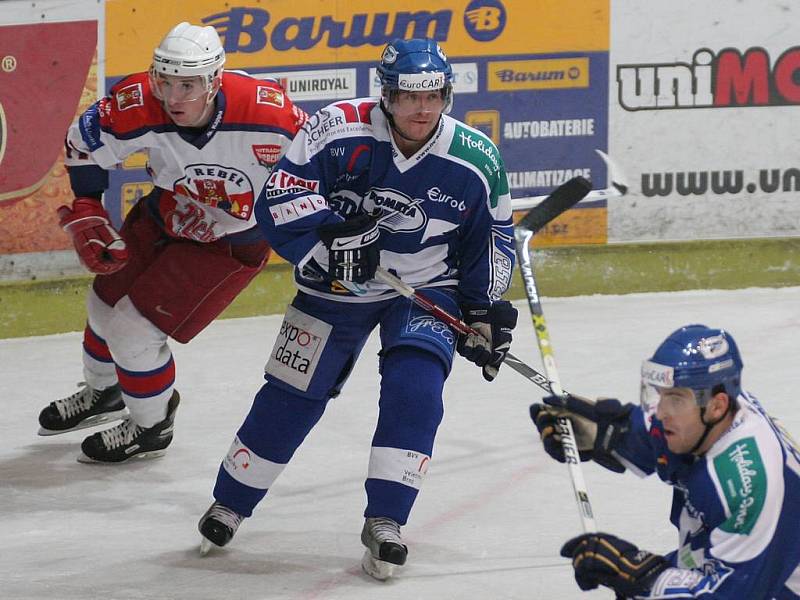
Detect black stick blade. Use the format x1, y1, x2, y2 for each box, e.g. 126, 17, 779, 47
516, 176, 592, 234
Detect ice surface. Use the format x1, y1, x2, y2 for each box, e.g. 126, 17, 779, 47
2, 287, 798, 599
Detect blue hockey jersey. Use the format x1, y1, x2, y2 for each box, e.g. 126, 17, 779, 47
616, 392, 800, 599
253, 97, 515, 305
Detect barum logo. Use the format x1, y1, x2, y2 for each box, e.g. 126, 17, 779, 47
489, 58, 589, 91
203, 8, 450, 53
463, 0, 506, 42
618, 46, 800, 110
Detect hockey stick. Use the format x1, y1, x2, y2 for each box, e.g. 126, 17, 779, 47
514, 178, 597, 532
374, 266, 559, 394
510, 149, 628, 212
372, 177, 593, 392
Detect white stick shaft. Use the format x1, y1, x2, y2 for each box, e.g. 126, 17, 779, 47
511, 186, 621, 212
514, 229, 597, 532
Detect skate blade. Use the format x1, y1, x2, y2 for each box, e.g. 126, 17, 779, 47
76, 448, 167, 464
37, 409, 129, 436
361, 550, 396, 581
199, 536, 216, 556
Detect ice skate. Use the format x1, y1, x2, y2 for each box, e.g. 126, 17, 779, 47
198, 501, 244, 555
38, 383, 127, 436
77, 391, 179, 464
360, 517, 408, 581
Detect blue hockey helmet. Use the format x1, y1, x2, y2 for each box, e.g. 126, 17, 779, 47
640, 324, 743, 410
377, 38, 454, 113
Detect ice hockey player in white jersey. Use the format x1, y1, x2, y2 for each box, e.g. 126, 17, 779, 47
198, 38, 518, 580
530, 324, 800, 599
37, 22, 306, 463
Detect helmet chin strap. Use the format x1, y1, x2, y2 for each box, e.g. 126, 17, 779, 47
689, 408, 716, 455
689, 398, 733, 455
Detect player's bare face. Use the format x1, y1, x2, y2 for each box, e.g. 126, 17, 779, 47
655, 388, 707, 453
153, 74, 214, 127
389, 90, 445, 153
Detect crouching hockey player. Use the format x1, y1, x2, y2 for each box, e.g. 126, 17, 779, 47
530, 324, 800, 598
197, 38, 518, 580
37, 22, 305, 462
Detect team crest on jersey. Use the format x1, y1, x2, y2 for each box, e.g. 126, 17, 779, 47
173, 163, 255, 220
257, 86, 285, 107
362, 187, 427, 233
252, 143, 282, 168
116, 83, 144, 111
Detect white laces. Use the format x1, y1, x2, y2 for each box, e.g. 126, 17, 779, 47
365, 517, 402, 544
207, 503, 243, 530
54, 382, 94, 419
99, 418, 142, 449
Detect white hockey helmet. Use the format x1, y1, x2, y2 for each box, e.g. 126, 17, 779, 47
150, 22, 225, 103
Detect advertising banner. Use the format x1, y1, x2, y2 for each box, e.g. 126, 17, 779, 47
609, 1, 800, 241
0, 18, 98, 254
104, 0, 610, 246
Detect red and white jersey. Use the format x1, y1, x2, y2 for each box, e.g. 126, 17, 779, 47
65, 71, 307, 242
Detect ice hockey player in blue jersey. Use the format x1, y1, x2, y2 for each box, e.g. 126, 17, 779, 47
530, 324, 800, 599
197, 38, 518, 580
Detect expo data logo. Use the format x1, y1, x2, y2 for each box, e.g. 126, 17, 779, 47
464, 0, 506, 42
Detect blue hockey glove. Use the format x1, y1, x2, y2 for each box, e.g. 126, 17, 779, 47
560, 533, 667, 597
317, 213, 380, 284
529, 396, 632, 473
457, 301, 518, 382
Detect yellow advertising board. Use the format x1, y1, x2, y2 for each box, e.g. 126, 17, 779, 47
106, 0, 608, 74
102, 0, 609, 250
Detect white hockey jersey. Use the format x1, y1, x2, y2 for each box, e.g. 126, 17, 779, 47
617, 393, 800, 599
65, 71, 306, 242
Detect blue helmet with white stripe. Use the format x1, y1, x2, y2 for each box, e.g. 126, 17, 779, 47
377, 38, 453, 113
641, 324, 743, 407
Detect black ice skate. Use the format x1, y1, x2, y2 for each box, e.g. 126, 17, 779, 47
360, 517, 408, 581
77, 391, 179, 464
198, 501, 244, 555
38, 383, 127, 436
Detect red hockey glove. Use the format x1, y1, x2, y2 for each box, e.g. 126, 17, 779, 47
58, 197, 129, 274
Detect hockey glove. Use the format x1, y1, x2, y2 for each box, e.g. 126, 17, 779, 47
560, 533, 668, 598
530, 396, 632, 473
317, 213, 380, 284
58, 197, 129, 275
456, 301, 518, 382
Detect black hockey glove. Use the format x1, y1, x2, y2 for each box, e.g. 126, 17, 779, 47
456, 301, 518, 382
317, 213, 380, 284
529, 396, 632, 473
560, 533, 668, 598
